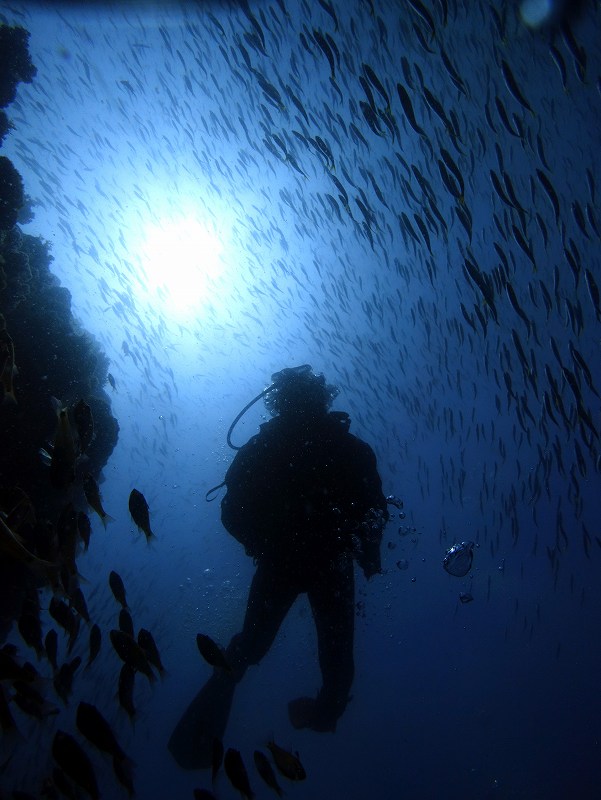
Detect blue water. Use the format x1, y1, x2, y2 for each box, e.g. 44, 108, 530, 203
1, 0, 601, 797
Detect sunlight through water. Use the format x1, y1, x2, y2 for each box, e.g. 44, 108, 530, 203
138, 216, 225, 318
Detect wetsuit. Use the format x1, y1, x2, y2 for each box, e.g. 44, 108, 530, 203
221, 409, 388, 729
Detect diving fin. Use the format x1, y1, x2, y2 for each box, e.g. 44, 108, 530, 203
168, 671, 236, 770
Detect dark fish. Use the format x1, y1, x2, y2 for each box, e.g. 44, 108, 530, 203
548, 44, 568, 92
586, 167, 595, 204
463, 257, 497, 323
53, 656, 82, 704
362, 62, 390, 110
505, 283, 531, 336
254, 750, 284, 797
45, 628, 58, 671
378, 106, 399, 142
584, 269, 600, 321
586, 203, 600, 237
109, 570, 128, 609
503, 171, 525, 214
494, 95, 521, 138
118, 663, 136, 720
360, 100, 385, 137
459, 302, 477, 334
560, 19, 586, 74
119, 608, 135, 638
401, 55, 414, 90
267, 740, 306, 780
317, 0, 338, 30
76, 701, 128, 760
535, 169, 560, 224
359, 74, 377, 111
69, 586, 90, 624
52, 730, 99, 800
76, 700, 134, 794
438, 159, 462, 201
13, 680, 59, 719
107, 373, 116, 390
562, 367, 599, 438
423, 85, 453, 134
252, 69, 285, 111
137, 628, 165, 676
128, 488, 154, 541
501, 59, 534, 114
77, 511, 92, 551
87, 623, 101, 667
396, 83, 426, 137
312, 28, 336, 77
224, 748, 254, 799
413, 213, 432, 253
490, 169, 513, 209
569, 342, 599, 398
284, 84, 309, 124
440, 45, 468, 97
110, 629, 156, 683
18, 609, 44, 658
113, 752, 136, 798
49, 596, 80, 652
51, 766, 75, 798
49, 399, 78, 489
83, 473, 112, 528
440, 148, 464, 198
407, 0, 436, 39
196, 633, 232, 672
549, 336, 563, 368
511, 225, 536, 270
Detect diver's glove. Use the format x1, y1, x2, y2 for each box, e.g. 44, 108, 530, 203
360, 555, 382, 580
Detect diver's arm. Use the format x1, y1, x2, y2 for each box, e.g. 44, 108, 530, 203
220, 441, 264, 556
352, 441, 389, 578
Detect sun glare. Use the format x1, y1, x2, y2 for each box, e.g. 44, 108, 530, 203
140, 218, 224, 317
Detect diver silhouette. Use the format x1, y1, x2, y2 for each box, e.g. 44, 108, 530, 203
169, 366, 388, 769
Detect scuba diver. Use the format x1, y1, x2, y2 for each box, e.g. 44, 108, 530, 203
169, 365, 388, 769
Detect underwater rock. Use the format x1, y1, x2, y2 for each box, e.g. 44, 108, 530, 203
0, 24, 36, 108
0, 22, 118, 645
0, 154, 24, 230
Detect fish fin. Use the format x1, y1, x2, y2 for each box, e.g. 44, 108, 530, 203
38, 448, 53, 467
50, 396, 64, 415
101, 514, 115, 530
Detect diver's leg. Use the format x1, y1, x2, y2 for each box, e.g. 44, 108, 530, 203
225, 558, 298, 681
289, 556, 355, 731
169, 559, 298, 768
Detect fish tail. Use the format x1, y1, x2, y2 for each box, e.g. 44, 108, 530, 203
101, 513, 115, 530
